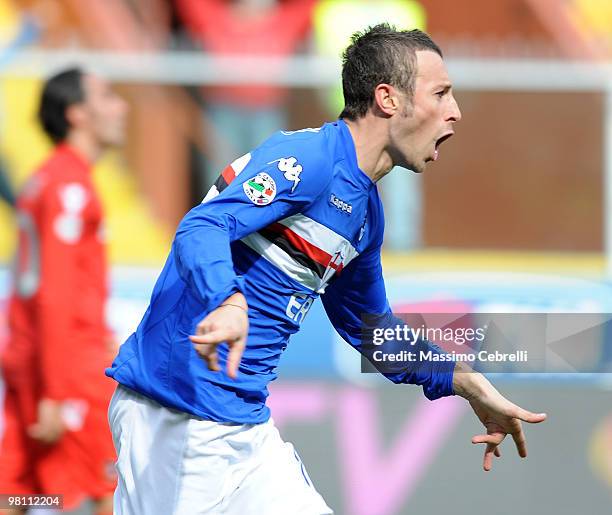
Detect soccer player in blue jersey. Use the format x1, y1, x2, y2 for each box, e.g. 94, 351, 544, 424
107, 24, 546, 514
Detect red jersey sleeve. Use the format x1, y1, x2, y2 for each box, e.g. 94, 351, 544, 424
35, 179, 90, 400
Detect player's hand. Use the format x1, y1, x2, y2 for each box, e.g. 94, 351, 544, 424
28, 398, 65, 444
453, 363, 547, 471
189, 292, 248, 379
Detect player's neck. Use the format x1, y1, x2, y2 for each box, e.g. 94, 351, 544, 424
343, 117, 394, 183
64, 131, 104, 165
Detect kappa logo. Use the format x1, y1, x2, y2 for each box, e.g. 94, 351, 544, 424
269, 157, 302, 192
243, 172, 277, 205
329, 194, 352, 214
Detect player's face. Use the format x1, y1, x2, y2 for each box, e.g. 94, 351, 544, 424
81, 74, 128, 147
389, 50, 461, 173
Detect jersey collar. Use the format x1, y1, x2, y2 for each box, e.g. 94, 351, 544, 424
336, 119, 375, 191
56, 144, 93, 174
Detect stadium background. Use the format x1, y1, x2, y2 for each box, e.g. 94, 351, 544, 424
0, 0, 611, 513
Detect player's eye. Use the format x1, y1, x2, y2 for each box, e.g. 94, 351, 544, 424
435, 86, 451, 99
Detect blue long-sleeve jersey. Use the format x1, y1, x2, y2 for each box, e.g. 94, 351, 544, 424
106, 120, 456, 423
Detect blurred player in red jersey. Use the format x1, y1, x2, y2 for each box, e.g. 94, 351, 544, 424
0, 68, 127, 514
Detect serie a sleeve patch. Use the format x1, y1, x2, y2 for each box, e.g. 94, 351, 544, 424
243, 172, 277, 206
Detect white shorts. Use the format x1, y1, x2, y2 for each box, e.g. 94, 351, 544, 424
108, 385, 333, 515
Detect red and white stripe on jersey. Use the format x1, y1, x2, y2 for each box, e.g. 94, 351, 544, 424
202, 153, 252, 203
242, 214, 359, 293
241, 231, 322, 291
201, 153, 359, 292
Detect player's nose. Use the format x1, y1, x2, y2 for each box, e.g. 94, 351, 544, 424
447, 94, 462, 123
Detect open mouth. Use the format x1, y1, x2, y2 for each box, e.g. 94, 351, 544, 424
433, 132, 454, 161
436, 132, 453, 149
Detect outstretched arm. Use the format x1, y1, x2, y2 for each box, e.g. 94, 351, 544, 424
322, 242, 546, 469
453, 362, 547, 471
321, 244, 455, 400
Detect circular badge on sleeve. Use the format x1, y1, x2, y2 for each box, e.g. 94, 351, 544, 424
243, 172, 277, 206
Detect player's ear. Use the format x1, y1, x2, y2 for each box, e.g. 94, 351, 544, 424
373, 83, 401, 117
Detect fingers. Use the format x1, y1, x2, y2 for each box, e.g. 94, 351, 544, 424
476, 441, 501, 472
28, 424, 49, 443
504, 407, 545, 459
191, 333, 245, 378
519, 410, 547, 424
193, 343, 221, 372
511, 426, 528, 458
473, 424, 528, 471
473, 433, 504, 471
190, 328, 240, 345
226, 338, 246, 379
472, 432, 505, 446
190, 329, 238, 374
483, 443, 497, 471
508, 404, 547, 424
191, 305, 248, 377
27, 423, 62, 444
27, 424, 43, 441
28, 400, 65, 444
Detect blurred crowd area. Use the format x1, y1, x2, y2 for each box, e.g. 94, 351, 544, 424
0, 0, 611, 265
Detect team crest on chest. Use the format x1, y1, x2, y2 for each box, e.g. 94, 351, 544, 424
243, 172, 277, 205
